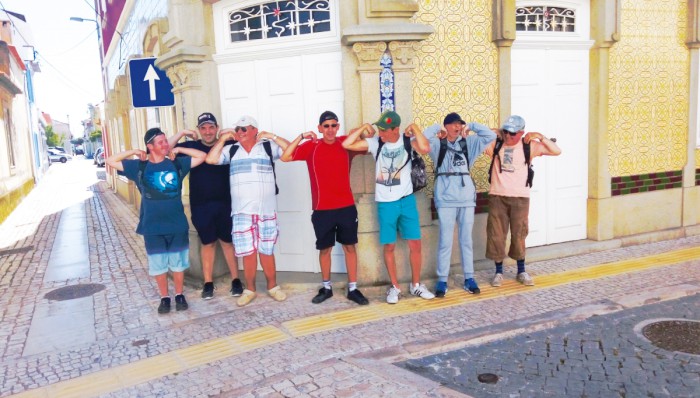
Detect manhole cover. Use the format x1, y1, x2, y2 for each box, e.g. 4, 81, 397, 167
44, 284, 106, 301
642, 320, 700, 355
477, 373, 499, 384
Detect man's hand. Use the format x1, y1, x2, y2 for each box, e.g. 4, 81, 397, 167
436, 127, 448, 140
257, 131, 274, 142
460, 125, 471, 138
134, 149, 147, 161
362, 123, 376, 138
300, 131, 318, 142
404, 123, 420, 137
219, 129, 235, 141
523, 132, 544, 144
178, 129, 199, 140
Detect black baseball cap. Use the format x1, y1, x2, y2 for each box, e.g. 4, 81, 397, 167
197, 112, 217, 127
144, 127, 165, 146
319, 110, 338, 125
443, 112, 466, 126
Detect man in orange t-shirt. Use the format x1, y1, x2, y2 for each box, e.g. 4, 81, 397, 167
484, 115, 561, 287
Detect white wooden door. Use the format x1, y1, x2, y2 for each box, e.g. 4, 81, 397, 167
218, 52, 345, 273
512, 47, 589, 246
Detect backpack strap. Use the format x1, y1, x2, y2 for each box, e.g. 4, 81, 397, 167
488, 137, 504, 184
228, 143, 239, 159
262, 140, 279, 195
395, 135, 413, 173
375, 138, 386, 161
523, 139, 533, 187
436, 138, 448, 170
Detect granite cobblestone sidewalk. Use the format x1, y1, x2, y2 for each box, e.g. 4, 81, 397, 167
1, 160, 699, 397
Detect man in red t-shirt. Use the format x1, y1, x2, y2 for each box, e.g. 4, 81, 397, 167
281, 111, 369, 305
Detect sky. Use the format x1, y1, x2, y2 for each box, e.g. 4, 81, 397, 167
2, 0, 104, 136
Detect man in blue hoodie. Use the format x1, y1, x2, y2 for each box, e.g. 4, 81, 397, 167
421, 113, 496, 297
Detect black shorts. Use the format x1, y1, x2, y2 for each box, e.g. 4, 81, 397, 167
190, 202, 233, 245
311, 205, 358, 250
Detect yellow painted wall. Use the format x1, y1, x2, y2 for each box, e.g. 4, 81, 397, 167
0, 178, 34, 224
412, 0, 499, 193
608, 0, 688, 177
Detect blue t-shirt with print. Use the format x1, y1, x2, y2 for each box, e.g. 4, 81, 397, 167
121, 157, 191, 235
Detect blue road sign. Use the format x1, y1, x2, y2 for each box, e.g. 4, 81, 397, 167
129, 58, 175, 108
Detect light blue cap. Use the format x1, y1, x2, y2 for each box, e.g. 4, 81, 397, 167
501, 115, 525, 133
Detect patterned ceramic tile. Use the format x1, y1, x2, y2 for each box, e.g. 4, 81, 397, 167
607, 0, 688, 177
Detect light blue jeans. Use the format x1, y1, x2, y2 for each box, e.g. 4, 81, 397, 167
436, 207, 475, 282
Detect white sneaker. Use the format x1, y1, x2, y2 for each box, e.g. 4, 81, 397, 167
516, 272, 535, 286
491, 273, 503, 287
409, 283, 435, 300
386, 286, 401, 304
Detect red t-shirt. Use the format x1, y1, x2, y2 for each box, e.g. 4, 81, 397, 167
292, 136, 355, 210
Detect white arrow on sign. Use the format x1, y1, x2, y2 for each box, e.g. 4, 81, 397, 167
143, 64, 160, 101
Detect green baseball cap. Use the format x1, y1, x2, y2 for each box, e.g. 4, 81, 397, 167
374, 110, 401, 130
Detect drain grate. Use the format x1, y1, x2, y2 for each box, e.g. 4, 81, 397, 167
44, 283, 106, 301
0, 245, 34, 257
642, 320, 700, 355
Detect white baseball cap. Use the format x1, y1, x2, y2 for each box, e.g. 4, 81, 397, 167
234, 115, 258, 129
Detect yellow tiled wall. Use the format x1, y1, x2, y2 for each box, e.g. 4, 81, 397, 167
608, 0, 688, 177
412, 0, 500, 193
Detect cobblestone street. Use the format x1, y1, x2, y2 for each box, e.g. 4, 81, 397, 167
0, 160, 699, 397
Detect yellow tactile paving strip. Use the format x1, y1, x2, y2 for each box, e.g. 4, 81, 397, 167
13, 246, 700, 397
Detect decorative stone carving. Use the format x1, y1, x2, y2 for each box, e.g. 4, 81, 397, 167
388, 41, 418, 69
164, 63, 201, 93
365, 0, 419, 18
352, 42, 387, 69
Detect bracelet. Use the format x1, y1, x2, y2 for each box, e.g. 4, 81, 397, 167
299, 133, 304, 141
272, 135, 277, 141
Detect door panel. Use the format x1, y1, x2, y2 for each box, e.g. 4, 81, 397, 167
218, 52, 345, 273
512, 47, 588, 246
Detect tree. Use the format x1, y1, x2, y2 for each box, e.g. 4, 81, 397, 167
89, 130, 102, 143
45, 125, 65, 147
71, 137, 84, 145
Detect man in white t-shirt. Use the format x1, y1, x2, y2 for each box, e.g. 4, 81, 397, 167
484, 115, 561, 287
205, 115, 291, 307
343, 110, 435, 304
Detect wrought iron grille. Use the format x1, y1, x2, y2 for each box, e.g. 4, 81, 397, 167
228, 0, 332, 43
515, 6, 576, 32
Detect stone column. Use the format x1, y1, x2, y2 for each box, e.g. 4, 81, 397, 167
587, 0, 620, 240
492, 0, 516, 120
342, 1, 434, 287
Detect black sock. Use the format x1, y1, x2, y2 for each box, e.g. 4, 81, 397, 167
495, 262, 503, 274
517, 259, 525, 274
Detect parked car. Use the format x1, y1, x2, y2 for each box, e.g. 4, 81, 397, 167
74, 148, 84, 155
48, 149, 72, 163
49, 146, 66, 153
94, 147, 105, 167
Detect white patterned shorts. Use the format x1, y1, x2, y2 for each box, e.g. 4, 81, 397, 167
232, 213, 279, 257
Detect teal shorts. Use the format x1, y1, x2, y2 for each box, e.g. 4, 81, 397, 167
377, 194, 421, 245
144, 233, 190, 276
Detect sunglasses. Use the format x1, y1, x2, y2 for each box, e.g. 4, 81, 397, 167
322, 123, 338, 128
505, 131, 517, 136
235, 127, 247, 132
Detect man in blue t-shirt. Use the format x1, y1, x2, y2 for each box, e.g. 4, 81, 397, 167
169, 112, 243, 300
107, 127, 207, 314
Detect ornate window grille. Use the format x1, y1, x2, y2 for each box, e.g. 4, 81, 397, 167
228, 0, 332, 43
516, 6, 576, 32
379, 50, 395, 112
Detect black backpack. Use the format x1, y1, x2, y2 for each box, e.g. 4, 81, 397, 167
435, 138, 472, 187
229, 140, 279, 194
137, 159, 184, 199
376, 136, 427, 192
488, 137, 533, 187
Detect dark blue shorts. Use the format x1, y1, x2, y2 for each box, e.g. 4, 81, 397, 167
311, 205, 359, 250
143, 233, 190, 276
191, 202, 233, 245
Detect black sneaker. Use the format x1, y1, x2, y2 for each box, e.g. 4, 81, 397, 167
311, 287, 333, 304
230, 278, 244, 297
201, 282, 214, 299
157, 297, 171, 314
347, 289, 369, 305
175, 294, 188, 311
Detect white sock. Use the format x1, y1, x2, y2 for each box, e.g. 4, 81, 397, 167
348, 282, 357, 291
322, 280, 332, 290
